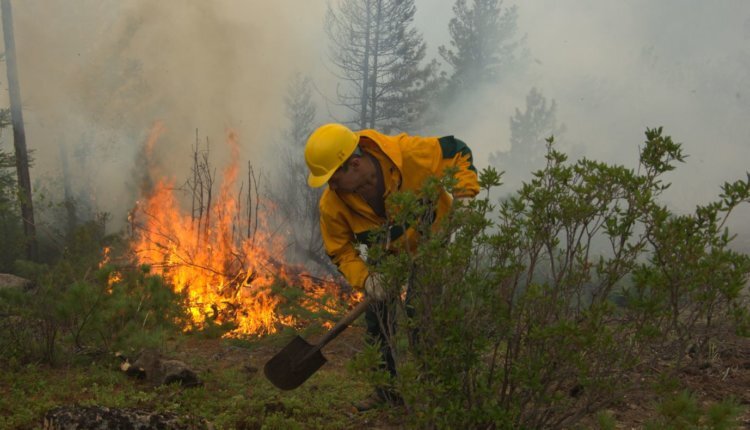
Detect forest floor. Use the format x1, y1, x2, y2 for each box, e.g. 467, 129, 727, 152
2, 323, 749, 429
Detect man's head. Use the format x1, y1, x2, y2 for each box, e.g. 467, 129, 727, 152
304, 123, 361, 189
326, 146, 365, 192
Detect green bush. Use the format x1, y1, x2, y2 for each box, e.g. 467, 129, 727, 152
0, 257, 189, 365
363, 128, 750, 429
645, 391, 744, 430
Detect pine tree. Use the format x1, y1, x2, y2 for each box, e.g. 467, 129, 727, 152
326, 0, 438, 132
283, 74, 317, 150
439, 0, 522, 94
2, 0, 37, 259
274, 74, 330, 270
489, 87, 565, 180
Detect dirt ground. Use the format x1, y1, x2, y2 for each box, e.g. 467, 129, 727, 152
179, 326, 750, 429
602, 334, 750, 429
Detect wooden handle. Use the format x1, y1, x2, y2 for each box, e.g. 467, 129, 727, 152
313, 297, 372, 351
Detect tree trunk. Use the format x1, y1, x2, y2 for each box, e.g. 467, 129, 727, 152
359, 0, 371, 129
2, 0, 37, 260
368, 0, 382, 129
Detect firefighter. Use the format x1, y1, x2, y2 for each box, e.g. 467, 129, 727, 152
304, 123, 480, 411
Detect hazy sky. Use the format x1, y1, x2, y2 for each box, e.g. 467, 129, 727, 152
1, 0, 748, 244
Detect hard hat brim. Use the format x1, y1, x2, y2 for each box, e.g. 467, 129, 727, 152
307, 169, 337, 188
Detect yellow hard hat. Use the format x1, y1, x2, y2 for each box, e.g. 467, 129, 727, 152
304, 123, 359, 188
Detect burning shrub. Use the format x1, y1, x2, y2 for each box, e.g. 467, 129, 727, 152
126, 128, 346, 338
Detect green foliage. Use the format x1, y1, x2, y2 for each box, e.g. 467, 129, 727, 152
348, 340, 395, 395
705, 397, 745, 430
270, 278, 351, 337
644, 391, 744, 430
0, 252, 189, 365
626, 130, 750, 361
596, 410, 617, 430
362, 128, 750, 428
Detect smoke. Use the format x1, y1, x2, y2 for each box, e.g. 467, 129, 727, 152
2, 0, 327, 227
414, 0, 750, 247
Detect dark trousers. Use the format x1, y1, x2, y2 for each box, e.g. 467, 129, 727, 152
363, 291, 417, 379
364, 299, 398, 377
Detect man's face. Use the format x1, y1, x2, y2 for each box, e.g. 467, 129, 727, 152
328, 157, 362, 193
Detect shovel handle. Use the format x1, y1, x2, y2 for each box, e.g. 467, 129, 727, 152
314, 296, 372, 350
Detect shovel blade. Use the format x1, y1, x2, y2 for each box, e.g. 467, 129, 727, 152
264, 335, 327, 390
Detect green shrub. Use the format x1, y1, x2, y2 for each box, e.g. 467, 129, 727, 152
363, 128, 750, 429
705, 396, 745, 430
0, 258, 189, 365
626, 168, 750, 362
596, 410, 617, 430
645, 391, 744, 430
270, 277, 355, 336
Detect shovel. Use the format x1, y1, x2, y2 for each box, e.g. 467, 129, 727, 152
264, 297, 372, 390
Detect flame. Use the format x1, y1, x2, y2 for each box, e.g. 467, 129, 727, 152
99, 246, 123, 289
127, 126, 340, 336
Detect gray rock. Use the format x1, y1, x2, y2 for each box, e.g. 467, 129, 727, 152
121, 348, 202, 387
0, 273, 33, 291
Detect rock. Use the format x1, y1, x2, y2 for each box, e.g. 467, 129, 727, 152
161, 359, 202, 387
0, 273, 33, 291
42, 405, 213, 429
120, 348, 202, 387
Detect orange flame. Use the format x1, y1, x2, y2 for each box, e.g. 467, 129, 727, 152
127, 126, 337, 336
99, 246, 122, 289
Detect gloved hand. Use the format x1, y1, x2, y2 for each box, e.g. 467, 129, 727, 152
453, 195, 473, 209
364, 275, 387, 301
450, 196, 473, 243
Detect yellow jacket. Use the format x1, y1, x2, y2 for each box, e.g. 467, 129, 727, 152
319, 129, 480, 289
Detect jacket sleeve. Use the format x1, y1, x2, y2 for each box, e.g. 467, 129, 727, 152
319, 201, 369, 289
397, 134, 479, 198
396, 133, 480, 197
435, 136, 479, 197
